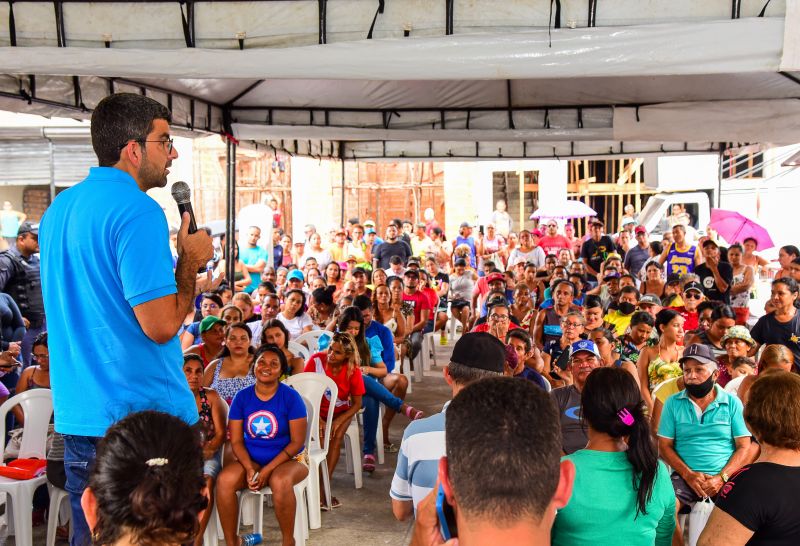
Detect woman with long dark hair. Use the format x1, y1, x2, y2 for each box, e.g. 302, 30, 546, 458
278, 288, 314, 339
336, 307, 422, 473
751, 277, 800, 369
202, 322, 255, 405
638, 309, 684, 411
259, 318, 304, 376
552, 367, 676, 546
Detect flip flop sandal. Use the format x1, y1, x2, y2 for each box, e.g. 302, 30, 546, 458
363, 454, 376, 473
383, 443, 400, 453
330, 496, 342, 509
404, 405, 424, 420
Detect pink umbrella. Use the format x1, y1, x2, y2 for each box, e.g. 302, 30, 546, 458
709, 209, 774, 250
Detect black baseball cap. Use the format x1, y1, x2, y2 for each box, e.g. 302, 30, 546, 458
683, 281, 703, 294
450, 333, 506, 373
17, 222, 38, 236
403, 269, 419, 278
352, 267, 367, 277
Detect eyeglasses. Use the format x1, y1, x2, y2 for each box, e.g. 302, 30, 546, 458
119, 138, 174, 154
488, 314, 510, 322
561, 321, 583, 329
547, 224, 557, 228
684, 292, 703, 300
32, 354, 49, 360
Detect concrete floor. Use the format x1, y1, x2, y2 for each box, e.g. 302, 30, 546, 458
16, 340, 454, 546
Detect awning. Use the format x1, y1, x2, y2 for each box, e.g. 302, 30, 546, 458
0, 1, 796, 159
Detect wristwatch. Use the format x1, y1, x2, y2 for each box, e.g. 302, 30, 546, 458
719, 472, 729, 483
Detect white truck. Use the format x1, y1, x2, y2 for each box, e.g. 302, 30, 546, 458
636, 191, 712, 242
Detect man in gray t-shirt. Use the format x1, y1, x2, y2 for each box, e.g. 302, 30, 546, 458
550, 339, 603, 454
623, 225, 651, 277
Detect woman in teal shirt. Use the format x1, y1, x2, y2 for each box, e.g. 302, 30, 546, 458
552, 367, 677, 546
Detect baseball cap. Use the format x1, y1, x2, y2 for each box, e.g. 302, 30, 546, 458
407, 258, 421, 267
569, 340, 602, 360
450, 332, 506, 374
683, 281, 703, 294
621, 217, 636, 227
635, 225, 647, 235
701, 239, 719, 248
603, 271, 621, 281
666, 273, 682, 285
679, 343, 717, 368
403, 269, 419, 278
459, 222, 471, 229
363, 219, 376, 227
352, 267, 367, 276
721, 325, 756, 348
199, 315, 226, 334
17, 222, 38, 236
486, 272, 506, 284
531, 229, 543, 237
365, 228, 376, 234
287, 269, 304, 282
639, 294, 662, 306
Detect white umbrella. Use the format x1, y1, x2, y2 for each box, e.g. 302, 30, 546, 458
530, 200, 597, 220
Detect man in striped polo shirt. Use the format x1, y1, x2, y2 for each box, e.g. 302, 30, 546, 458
390, 332, 506, 520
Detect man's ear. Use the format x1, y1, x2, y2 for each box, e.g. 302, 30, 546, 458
438, 456, 456, 506
443, 366, 453, 386
81, 487, 99, 532
552, 459, 575, 509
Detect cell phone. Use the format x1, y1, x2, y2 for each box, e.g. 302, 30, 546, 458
479, 225, 485, 236
436, 484, 458, 540
250, 471, 259, 484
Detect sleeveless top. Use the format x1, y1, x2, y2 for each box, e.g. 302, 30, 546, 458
384, 316, 398, 334
665, 244, 696, 277
455, 235, 477, 268
647, 347, 683, 390
210, 359, 256, 404
730, 269, 750, 308
197, 387, 216, 442
27, 368, 49, 390
542, 308, 564, 345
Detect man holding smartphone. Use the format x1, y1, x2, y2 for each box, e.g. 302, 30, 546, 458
40, 93, 214, 546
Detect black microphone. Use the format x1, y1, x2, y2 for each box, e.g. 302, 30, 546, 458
170, 181, 197, 234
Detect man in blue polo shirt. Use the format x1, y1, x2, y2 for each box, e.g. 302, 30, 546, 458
657, 344, 751, 523
390, 333, 505, 520
39, 93, 214, 546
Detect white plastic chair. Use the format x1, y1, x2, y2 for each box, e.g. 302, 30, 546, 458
399, 354, 413, 394
422, 331, 438, 370
288, 341, 310, 361
45, 484, 71, 546
0, 390, 54, 546
342, 418, 363, 489
295, 330, 327, 353
237, 396, 313, 545
284, 373, 337, 530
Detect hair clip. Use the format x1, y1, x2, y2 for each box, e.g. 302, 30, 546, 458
617, 408, 634, 426
145, 458, 169, 467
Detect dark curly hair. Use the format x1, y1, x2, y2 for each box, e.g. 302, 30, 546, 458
88, 410, 207, 545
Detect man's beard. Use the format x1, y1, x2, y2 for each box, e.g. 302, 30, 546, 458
140, 156, 168, 189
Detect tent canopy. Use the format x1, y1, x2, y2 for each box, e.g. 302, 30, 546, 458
0, 0, 797, 159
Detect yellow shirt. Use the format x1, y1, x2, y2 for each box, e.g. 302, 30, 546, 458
604, 310, 632, 337
653, 377, 682, 404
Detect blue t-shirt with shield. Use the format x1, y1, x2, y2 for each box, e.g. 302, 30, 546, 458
229, 383, 307, 466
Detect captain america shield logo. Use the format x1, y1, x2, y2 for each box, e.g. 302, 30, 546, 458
246, 410, 278, 439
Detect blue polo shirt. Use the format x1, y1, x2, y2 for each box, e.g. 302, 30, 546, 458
365, 319, 396, 373
657, 384, 749, 475
40, 167, 197, 437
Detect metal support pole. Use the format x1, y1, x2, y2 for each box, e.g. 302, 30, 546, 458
340, 155, 346, 227
225, 138, 237, 285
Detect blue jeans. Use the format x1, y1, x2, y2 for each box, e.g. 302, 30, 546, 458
362, 375, 404, 456
64, 434, 100, 546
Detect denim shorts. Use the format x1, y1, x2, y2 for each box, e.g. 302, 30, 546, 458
203, 451, 222, 479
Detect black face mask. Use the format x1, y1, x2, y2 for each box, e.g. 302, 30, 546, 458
685, 375, 715, 398
618, 302, 636, 315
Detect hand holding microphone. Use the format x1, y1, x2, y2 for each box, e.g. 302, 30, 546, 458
171, 182, 213, 270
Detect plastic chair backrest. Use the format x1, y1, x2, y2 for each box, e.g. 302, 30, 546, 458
295, 330, 326, 352
0, 389, 53, 460
288, 341, 310, 361
300, 396, 314, 450
284, 373, 337, 453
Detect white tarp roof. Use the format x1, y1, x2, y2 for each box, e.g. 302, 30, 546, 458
0, 0, 797, 159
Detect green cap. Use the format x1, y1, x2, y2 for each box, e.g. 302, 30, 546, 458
199, 315, 226, 334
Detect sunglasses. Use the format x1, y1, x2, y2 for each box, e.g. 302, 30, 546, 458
684, 292, 703, 299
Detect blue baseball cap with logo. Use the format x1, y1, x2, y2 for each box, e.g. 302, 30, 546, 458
287, 269, 304, 282
569, 339, 602, 360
